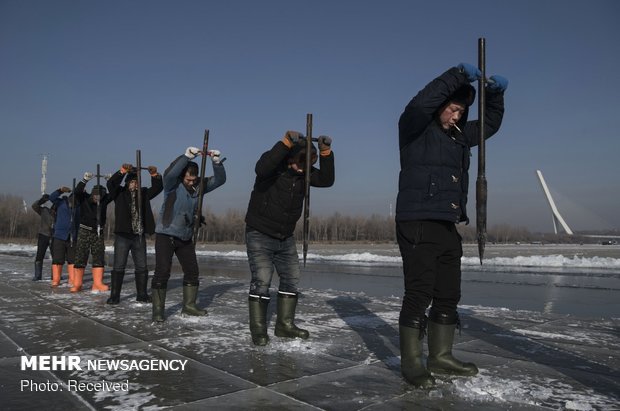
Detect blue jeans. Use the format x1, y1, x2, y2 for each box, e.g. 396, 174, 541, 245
246, 228, 301, 298
112, 233, 147, 273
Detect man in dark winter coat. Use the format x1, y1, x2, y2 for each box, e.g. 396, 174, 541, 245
396, 63, 507, 387
72, 172, 113, 293
106, 163, 163, 304
245, 131, 335, 346
151, 146, 226, 322
31, 194, 55, 282
49, 186, 78, 287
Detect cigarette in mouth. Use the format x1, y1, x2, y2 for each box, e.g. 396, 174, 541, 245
453, 124, 462, 133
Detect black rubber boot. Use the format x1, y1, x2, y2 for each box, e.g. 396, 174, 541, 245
274, 291, 309, 339
249, 295, 270, 346
399, 317, 435, 388
135, 270, 151, 302
427, 310, 478, 376
181, 283, 207, 316
32, 261, 43, 281
151, 287, 167, 322
106, 270, 125, 305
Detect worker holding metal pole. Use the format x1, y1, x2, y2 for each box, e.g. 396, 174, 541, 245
72, 165, 113, 293
106, 153, 163, 305
244, 121, 334, 346
395, 47, 508, 387
150, 140, 226, 322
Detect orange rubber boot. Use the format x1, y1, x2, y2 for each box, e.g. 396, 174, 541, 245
71, 268, 84, 293
51, 264, 62, 287
91, 267, 109, 292
68, 264, 75, 287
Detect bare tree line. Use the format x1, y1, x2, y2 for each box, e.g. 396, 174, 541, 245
2, 193, 602, 244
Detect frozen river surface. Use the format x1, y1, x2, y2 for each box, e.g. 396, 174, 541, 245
0, 242, 618, 410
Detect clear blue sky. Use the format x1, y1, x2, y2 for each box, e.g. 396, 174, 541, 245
1, 0, 618, 232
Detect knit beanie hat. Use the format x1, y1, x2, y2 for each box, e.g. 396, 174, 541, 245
449, 84, 476, 107
91, 185, 106, 196
288, 140, 318, 165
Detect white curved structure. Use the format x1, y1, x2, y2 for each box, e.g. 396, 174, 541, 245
536, 170, 573, 235
41, 155, 47, 195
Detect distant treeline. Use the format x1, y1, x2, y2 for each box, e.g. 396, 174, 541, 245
1, 193, 616, 244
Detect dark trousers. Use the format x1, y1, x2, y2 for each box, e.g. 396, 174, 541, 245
35, 234, 52, 263
112, 233, 147, 273
396, 220, 462, 322
51, 238, 75, 265
152, 233, 199, 288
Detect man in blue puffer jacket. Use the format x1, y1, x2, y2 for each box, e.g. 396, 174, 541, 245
396, 63, 507, 387
49, 186, 79, 286
151, 146, 226, 322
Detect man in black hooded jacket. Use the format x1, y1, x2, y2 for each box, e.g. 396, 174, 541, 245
245, 131, 334, 346
396, 63, 507, 387
72, 172, 113, 293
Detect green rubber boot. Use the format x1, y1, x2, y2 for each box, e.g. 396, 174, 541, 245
274, 291, 309, 339
249, 295, 270, 346
181, 284, 207, 316
427, 311, 478, 376
135, 270, 151, 302
106, 270, 125, 305
151, 287, 167, 322
32, 261, 43, 281
399, 317, 435, 388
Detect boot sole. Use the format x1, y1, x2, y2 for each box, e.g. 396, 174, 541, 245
274, 330, 310, 339
428, 366, 478, 376
402, 373, 436, 388
251, 337, 269, 346
181, 311, 207, 316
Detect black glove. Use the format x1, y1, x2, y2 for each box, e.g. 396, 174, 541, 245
282, 131, 304, 148
318, 135, 332, 156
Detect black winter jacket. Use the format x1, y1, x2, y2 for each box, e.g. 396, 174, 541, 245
75, 179, 112, 231
245, 141, 335, 239
397, 67, 505, 223
107, 170, 163, 235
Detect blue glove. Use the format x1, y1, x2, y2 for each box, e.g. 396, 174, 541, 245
487, 75, 508, 92
457, 63, 481, 82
